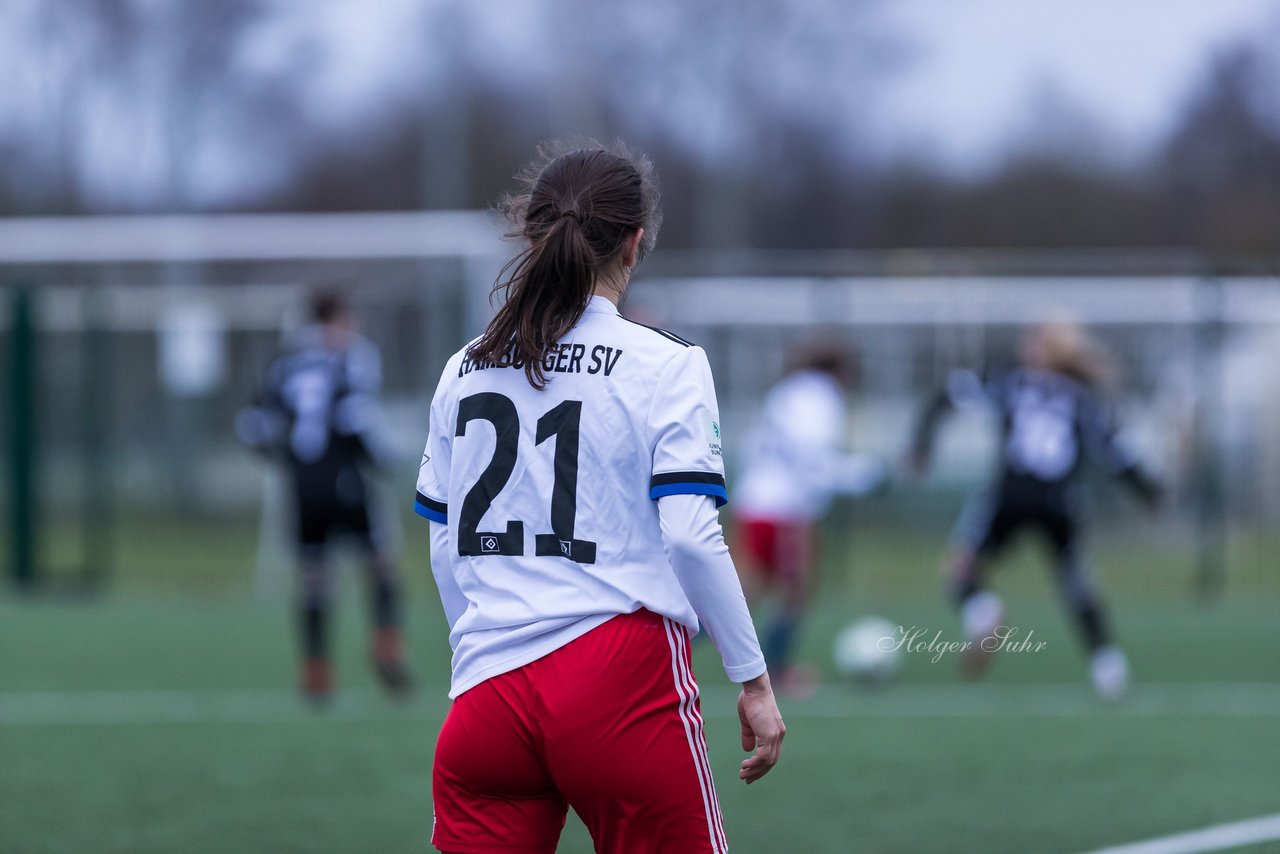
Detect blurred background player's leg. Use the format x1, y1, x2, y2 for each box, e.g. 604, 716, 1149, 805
733, 515, 810, 693
946, 490, 1010, 679
949, 550, 1005, 679
350, 494, 411, 697
295, 485, 340, 703
364, 549, 410, 696
298, 547, 333, 702
1045, 513, 1129, 701
761, 521, 819, 697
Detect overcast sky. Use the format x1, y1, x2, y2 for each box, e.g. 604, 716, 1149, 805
288, 0, 1280, 174
871, 0, 1280, 172
1, 0, 1277, 208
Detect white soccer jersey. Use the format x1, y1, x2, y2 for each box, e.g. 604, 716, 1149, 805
735, 370, 884, 522
415, 296, 736, 697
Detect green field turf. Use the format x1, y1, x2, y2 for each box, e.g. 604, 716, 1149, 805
2, 509, 1278, 853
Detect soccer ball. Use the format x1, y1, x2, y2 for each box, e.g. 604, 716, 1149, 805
832, 616, 902, 684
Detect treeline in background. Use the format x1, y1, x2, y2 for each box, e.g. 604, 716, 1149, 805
1, 1, 1278, 257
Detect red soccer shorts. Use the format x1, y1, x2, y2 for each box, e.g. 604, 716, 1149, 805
431, 609, 729, 854
734, 516, 816, 582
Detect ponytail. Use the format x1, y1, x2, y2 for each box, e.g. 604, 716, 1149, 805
466, 142, 662, 390
470, 212, 597, 389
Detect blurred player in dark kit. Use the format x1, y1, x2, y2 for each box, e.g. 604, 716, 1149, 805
238, 291, 409, 702
733, 341, 886, 696
910, 318, 1163, 700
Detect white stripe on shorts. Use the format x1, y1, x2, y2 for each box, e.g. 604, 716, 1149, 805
663, 617, 728, 853
672, 622, 729, 853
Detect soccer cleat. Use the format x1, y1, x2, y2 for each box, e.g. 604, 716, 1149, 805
373, 628, 413, 698
960, 591, 1004, 679
302, 657, 333, 704
1090, 646, 1130, 702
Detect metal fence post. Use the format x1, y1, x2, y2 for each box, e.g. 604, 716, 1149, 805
8, 283, 38, 587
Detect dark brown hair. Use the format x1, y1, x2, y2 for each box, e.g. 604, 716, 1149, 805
467, 140, 662, 389
310, 289, 348, 324
789, 337, 859, 389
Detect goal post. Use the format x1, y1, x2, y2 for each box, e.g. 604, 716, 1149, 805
0, 211, 507, 594
7, 283, 37, 588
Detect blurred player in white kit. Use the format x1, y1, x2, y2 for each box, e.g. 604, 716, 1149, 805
733, 341, 886, 695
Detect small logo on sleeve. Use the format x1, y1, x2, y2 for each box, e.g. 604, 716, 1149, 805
704, 414, 723, 457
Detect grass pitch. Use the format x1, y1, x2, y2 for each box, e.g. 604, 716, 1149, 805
2, 508, 1278, 853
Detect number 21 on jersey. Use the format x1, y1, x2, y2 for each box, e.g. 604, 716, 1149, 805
455, 393, 598, 564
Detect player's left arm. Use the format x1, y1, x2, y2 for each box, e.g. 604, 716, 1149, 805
835, 453, 888, 495
800, 393, 888, 497
644, 347, 762, 668
1083, 392, 1164, 508
658, 493, 764, 681
649, 346, 785, 783
235, 360, 287, 457
908, 367, 998, 474
657, 493, 784, 783
339, 339, 394, 470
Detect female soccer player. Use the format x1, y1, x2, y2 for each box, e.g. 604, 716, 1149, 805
414, 142, 785, 853
910, 318, 1163, 700
238, 291, 409, 702
733, 341, 886, 695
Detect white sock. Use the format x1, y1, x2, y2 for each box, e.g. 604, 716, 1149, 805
962, 591, 1004, 642
1091, 646, 1130, 702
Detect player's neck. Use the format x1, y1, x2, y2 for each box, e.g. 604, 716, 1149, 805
591, 281, 626, 307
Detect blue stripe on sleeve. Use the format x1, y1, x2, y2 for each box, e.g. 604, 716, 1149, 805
649, 482, 729, 508
413, 501, 447, 523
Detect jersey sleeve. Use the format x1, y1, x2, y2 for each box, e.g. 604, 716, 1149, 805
1079, 394, 1125, 470
346, 337, 383, 395
945, 367, 993, 409
1079, 391, 1163, 504
414, 369, 453, 524
658, 493, 765, 682
235, 359, 287, 456
335, 341, 390, 467
647, 346, 728, 507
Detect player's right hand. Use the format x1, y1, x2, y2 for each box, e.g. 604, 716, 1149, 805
737, 672, 786, 785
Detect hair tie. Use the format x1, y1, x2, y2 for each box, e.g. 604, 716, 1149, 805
558, 209, 581, 223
